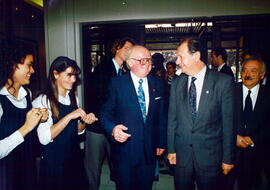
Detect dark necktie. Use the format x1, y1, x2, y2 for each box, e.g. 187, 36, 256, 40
138, 79, 146, 123
244, 90, 252, 125
118, 68, 122, 76
189, 77, 197, 122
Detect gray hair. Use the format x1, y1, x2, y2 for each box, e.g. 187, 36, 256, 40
242, 56, 266, 74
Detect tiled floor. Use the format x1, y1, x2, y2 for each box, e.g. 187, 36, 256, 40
98, 162, 269, 190
99, 163, 174, 190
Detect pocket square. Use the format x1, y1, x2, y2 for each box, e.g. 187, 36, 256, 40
155, 96, 162, 100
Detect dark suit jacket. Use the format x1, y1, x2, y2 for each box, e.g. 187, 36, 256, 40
87, 58, 117, 133
220, 64, 234, 80
100, 72, 167, 165
234, 83, 270, 163
168, 68, 235, 172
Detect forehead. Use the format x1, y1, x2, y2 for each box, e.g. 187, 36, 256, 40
63, 66, 75, 73
131, 47, 150, 58
177, 42, 188, 54
243, 60, 261, 69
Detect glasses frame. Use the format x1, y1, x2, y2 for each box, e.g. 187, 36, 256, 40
130, 58, 152, 65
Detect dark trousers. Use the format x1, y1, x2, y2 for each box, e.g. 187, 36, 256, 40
84, 131, 113, 190
174, 154, 219, 190
236, 149, 262, 190
114, 159, 155, 190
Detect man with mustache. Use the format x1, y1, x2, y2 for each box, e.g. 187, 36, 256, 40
233, 57, 270, 190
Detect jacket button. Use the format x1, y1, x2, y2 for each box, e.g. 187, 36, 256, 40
189, 144, 192, 147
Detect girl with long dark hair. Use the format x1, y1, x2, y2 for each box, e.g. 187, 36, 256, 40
33, 56, 97, 190
0, 47, 48, 190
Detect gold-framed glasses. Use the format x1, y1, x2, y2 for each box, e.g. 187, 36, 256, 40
130, 58, 152, 65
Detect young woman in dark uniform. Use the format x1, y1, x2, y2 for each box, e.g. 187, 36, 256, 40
0, 48, 48, 190
33, 56, 97, 190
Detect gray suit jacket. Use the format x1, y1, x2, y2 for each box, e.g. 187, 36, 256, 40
167, 68, 235, 172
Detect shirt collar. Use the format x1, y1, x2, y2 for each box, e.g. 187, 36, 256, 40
218, 63, 226, 72
130, 71, 147, 84
112, 58, 122, 72
242, 83, 260, 95
189, 65, 207, 81
0, 86, 27, 101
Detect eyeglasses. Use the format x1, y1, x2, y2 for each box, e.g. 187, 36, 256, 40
130, 58, 152, 65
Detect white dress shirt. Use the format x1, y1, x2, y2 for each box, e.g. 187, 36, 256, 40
242, 83, 260, 110
0, 86, 30, 159
112, 58, 122, 75
32, 92, 82, 146
130, 71, 150, 114
188, 66, 207, 111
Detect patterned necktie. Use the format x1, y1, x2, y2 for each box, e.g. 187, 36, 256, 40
138, 79, 146, 123
118, 68, 122, 76
189, 77, 197, 122
244, 90, 252, 125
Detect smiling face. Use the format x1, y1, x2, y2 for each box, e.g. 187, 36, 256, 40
12, 54, 35, 87
54, 66, 77, 96
127, 46, 152, 78
241, 59, 265, 89
176, 42, 197, 76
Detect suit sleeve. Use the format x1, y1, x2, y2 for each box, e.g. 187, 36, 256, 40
167, 79, 178, 153
100, 79, 117, 142
221, 77, 236, 164
157, 79, 167, 149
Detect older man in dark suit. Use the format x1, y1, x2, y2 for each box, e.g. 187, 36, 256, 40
100, 45, 166, 190
167, 37, 235, 190
234, 57, 270, 190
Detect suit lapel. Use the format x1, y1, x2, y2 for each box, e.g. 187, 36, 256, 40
195, 69, 212, 125
146, 76, 154, 123
178, 75, 194, 126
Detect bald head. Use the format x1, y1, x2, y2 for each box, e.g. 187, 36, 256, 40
126, 45, 152, 78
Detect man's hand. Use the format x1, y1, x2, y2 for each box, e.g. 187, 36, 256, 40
112, 124, 131, 143
167, 153, 176, 165
236, 134, 249, 148
156, 148, 165, 156
222, 162, 234, 175
243, 136, 254, 147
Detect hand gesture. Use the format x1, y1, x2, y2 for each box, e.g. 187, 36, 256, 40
112, 124, 131, 143
167, 153, 176, 165
24, 108, 42, 131
68, 108, 87, 120
40, 108, 49, 122
81, 112, 98, 124
236, 134, 249, 148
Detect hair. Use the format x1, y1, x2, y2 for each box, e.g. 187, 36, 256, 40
179, 37, 203, 55
110, 37, 136, 57
46, 56, 81, 120
0, 47, 33, 92
212, 47, 227, 63
242, 56, 266, 75
166, 61, 176, 69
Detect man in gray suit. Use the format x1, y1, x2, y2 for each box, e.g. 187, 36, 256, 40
167, 37, 235, 190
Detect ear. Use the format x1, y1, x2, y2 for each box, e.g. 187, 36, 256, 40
126, 59, 133, 68
53, 70, 59, 79
260, 71, 266, 79
193, 51, 201, 62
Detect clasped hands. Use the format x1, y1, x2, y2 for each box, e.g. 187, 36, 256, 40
112, 124, 165, 155
70, 108, 98, 124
